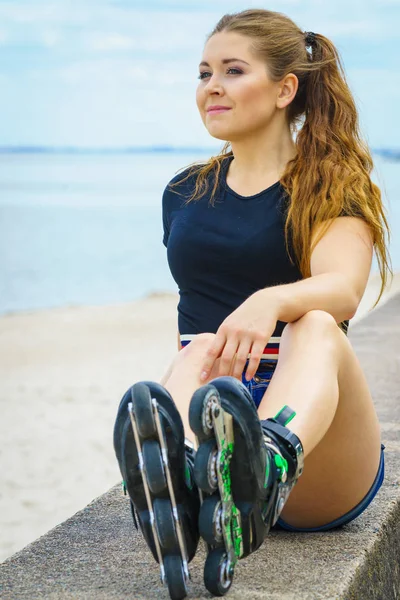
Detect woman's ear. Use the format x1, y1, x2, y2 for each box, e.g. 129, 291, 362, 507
276, 73, 298, 109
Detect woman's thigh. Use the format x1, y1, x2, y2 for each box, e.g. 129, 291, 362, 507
164, 329, 382, 529
276, 330, 382, 529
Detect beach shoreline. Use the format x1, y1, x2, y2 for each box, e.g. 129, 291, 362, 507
1, 272, 399, 563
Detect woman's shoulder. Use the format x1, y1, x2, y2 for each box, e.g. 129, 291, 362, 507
166, 162, 207, 189
163, 162, 209, 210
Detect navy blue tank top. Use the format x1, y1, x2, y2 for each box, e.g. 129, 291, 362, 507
162, 155, 305, 337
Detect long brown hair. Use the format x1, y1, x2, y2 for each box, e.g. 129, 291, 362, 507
168, 9, 392, 306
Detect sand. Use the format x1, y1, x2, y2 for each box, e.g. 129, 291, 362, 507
1, 273, 400, 563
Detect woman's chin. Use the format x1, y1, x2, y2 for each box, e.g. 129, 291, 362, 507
205, 128, 232, 142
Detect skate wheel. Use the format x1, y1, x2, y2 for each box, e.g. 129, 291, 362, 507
194, 439, 218, 494
131, 383, 156, 438
204, 548, 233, 596
142, 439, 167, 495
189, 385, 220, 441
164, 554, 188, 600
153, 498, 178, 551
199, 494, 223, 545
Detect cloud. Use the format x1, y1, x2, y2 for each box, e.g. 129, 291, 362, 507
87, 33, 136, 51
0, 0, 398, 146
40, 29, 61, 48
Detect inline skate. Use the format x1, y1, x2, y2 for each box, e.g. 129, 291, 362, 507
189, 375, 304, 596
113, 381, 200, 600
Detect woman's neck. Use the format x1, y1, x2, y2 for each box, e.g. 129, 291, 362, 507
228, 124, 297, 183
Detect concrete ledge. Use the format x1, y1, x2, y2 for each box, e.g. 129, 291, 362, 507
1, 296, 400, 600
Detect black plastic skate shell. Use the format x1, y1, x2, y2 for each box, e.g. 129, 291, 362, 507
113, 381, 200, 600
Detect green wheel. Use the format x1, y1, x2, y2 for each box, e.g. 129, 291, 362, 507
204, 548, 233, 596
194, 438, 219, 494
164, 554, 188, 600
142, 439, 167, 495
153, 498, 178, 551
189, 385, 220, 441
199, 494, 223, 546
131, 383, 156, 438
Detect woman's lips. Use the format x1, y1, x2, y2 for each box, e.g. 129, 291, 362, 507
207, 108, 231, 115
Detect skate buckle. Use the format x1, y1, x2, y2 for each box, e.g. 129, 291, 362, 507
273, 486, 291, 525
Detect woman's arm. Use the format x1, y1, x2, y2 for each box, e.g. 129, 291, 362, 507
261, 216, 374, 324
199, 216, 374, 382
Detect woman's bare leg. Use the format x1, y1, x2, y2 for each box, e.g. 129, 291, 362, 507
160, 313, 381, 528
257, 309, 381, 528
162, 333, 220, 443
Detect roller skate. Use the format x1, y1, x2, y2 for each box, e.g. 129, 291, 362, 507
113, 381, 200, 600
189, 376, 304, 596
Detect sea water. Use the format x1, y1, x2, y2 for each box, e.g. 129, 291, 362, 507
0, 151, 398, 315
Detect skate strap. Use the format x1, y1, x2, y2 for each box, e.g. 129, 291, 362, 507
261, 418, 304, 480
273, 405, 296, 427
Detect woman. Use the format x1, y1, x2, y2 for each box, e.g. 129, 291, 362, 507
113, 8, 391, 600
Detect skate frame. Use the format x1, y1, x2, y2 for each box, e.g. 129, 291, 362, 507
128, 400, 190, 588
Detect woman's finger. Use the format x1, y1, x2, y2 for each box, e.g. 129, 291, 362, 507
245, 339, 267, 381
231, 339, 252, 380
218, 338, 240, 377
200, 332, 226, 382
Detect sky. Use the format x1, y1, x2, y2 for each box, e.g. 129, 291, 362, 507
0, 0, 398, 149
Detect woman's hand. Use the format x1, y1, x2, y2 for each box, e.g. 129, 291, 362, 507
200, 289, 280, 383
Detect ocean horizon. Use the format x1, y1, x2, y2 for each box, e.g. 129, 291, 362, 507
1, 145, 399, 158
1, 150, 398, 316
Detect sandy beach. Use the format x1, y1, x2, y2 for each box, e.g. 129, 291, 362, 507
1, 273, 400, 563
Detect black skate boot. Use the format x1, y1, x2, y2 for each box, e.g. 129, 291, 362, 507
188, 376, 304, 596
113, 381, 200, 600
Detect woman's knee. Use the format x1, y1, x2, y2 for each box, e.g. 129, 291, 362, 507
167, 333, 218, 384
176, 333, 216, 364
286, 310, 340, 335
282, 310, 344, 354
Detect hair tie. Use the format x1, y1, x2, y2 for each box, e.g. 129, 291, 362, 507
304, 31, 316, 48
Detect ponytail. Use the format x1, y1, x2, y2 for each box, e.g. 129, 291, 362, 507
282, 31, 392, 305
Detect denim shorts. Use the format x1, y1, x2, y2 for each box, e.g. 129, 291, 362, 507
241, 357, 386, 532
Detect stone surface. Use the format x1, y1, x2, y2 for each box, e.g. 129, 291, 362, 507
1, 295, 400, 600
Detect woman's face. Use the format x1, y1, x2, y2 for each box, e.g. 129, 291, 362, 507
196, 31, 284, 142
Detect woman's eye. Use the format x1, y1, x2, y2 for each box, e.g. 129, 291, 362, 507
197, 68, 242, 80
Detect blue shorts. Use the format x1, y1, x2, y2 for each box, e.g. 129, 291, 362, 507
241, 357, 386, 532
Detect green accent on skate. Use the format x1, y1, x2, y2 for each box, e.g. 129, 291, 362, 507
263, 458, 270, 488
122, 481, 127, 496
231, 505, 243, 558
219, 441, 233, 498
274, 405, 296, 426
218, 439, 243, 560
274, 454, 288, 480
184, 463, 192, 489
